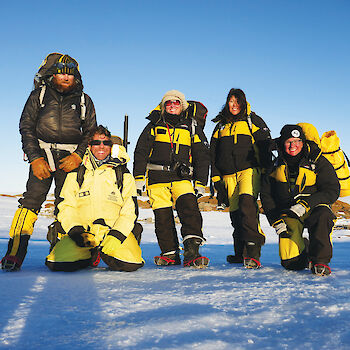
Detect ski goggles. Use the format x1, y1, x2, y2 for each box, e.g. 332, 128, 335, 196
54, 62, 78, 70
89, 140, 113, 146
164, 100, 181, 107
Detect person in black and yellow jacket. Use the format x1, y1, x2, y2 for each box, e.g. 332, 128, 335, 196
210, 88, 272, 269
46, 125, 144, 272
133, 90, 210, 268
260, 125, 340, 276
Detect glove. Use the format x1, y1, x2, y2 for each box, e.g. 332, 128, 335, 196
135, 179, 146, 196
285, 202, 308, 219
68, 225, 98, 248
194, 183, 206, 199
59, 153, 82, 172
272, 219, 287, 235
31, 157, 51, 180
213, 180, 229, 207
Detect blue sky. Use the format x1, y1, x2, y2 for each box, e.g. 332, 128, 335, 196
0, 0, 349, 193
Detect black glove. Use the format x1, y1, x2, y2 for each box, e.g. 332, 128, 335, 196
214, 180, 229, 207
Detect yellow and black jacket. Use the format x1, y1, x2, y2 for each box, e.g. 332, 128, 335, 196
260, 142, 340, 226
210, 103, 271, 182
133, 109, 210, 186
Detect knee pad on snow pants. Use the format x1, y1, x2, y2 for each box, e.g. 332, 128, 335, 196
1, 207, 38, 270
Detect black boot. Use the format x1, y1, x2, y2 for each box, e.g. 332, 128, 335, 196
1, 235, 30, 271
183, 237, 209, 268
243, 241, 262, 269
154, 251, 181, 266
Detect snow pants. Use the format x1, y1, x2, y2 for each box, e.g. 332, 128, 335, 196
279, 205, 336, 270
223, 168, 265, 259
45, 226, 144, 272
147, 180, 204, 255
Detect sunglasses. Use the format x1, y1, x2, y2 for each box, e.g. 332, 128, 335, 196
54, 62, 77, 70
285, 139, 303, 146
165, 100, 181, 107
89, 140, 113, 146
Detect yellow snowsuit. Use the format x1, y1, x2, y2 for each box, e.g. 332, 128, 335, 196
46, 146, 144, 272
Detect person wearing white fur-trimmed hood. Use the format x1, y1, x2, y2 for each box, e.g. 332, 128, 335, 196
133, 90, 210, 268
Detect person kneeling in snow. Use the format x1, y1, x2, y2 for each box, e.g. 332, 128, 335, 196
260, 125, 340, 276
46, 125, 144, 272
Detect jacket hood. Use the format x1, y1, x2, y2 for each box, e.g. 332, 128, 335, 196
212, 101, 252, 123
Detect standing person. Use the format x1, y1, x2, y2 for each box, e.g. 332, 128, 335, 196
260, 125, 340, 276
210, 88, 272, 269
46, 125, 144, 272
1, 54, 97, 271
133, 90, 210, 268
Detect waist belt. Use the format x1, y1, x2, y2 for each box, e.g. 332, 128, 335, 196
146, 163, 172, 171
38, 139, 78, 171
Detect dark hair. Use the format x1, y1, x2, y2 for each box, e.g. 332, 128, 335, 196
88, 125, 111, 143
221, 88, 247, 117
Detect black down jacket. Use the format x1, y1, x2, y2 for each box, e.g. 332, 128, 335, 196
19, 80, 97, 163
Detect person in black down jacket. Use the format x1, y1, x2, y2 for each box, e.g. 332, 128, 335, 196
260, 125, 340, 276
133, 90, 210, 268
210, 88, 272, 269
1, 54, 97, 271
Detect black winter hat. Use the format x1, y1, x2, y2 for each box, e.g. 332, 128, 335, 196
278, 124, 306, 148
54, 54, 79, 75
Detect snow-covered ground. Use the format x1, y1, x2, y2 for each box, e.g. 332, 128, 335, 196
1, 195, 350, 350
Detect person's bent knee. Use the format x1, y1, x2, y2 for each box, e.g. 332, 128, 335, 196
45, 258, 91, 272
281, 250, 308, 271
101, 253, 144, 272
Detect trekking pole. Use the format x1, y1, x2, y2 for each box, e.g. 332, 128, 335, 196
123, 114, 130, 152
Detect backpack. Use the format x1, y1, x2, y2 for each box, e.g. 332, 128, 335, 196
34, 52, 86, 121
297, 123, 350, 197
185, 100, 208, 129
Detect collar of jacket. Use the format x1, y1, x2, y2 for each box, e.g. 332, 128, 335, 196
82, 148, 125, 171
147, 109, 188, 127
276, 141, 322, 169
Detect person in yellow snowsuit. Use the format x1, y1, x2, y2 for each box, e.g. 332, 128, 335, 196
46, 125, 144, 272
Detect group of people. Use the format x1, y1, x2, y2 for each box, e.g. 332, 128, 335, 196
0, 53, 340, 276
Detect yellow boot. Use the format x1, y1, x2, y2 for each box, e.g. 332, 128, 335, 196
1, 207, 37, 271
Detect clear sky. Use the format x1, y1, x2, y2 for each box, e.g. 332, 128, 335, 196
0, 0, 349, 193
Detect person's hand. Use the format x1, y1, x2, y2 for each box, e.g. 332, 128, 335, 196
59, 153, 82, 172
31, 157, 51, 180
285, 202, 308, 219
135, 179, 146, 196
100, 229, 127, 257
272, 218, 287, 235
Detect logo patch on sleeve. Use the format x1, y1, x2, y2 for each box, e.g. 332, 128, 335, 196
79, 191, 90, 197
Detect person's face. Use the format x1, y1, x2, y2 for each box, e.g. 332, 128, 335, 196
228, 96, 241, 115
90, 133, 112, 160
165, 100, 182, 115
52, 73, 75, 92
284, 137, 303, 156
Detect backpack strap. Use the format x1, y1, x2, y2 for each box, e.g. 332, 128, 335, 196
39, 85, 46, 108
80, 93, 86, 121
38, 86, 86, 123
76, 164, 127, 191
